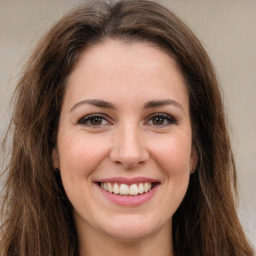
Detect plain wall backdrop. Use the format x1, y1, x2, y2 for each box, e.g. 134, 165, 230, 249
0, 0, 255, 250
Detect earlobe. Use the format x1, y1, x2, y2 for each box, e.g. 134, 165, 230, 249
52, 148, 60, 170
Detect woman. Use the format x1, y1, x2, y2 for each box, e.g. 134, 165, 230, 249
0, 0, 254, 255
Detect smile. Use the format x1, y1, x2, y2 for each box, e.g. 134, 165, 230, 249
95, 177, 160, 206
99, 182, 157, 196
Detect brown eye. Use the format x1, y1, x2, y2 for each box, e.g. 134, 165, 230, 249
90, 117, 103, 125
147, 113, 177, 127
78, 114, 110, 127
152, 116, 165, 125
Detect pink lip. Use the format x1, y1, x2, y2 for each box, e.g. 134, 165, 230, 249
96, 182, 160, 206
95, 176, 160, 185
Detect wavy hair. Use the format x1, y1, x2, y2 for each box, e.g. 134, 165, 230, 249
1, 0, 254, 255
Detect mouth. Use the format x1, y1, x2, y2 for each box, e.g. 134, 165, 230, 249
96, 182, 158, 196
94, 177, 160, 205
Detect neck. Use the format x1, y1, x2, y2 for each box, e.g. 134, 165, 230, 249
76, 221, 173, 256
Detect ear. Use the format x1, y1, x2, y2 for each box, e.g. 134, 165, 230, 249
190, 145, 198, 174
52, 148, 60, 170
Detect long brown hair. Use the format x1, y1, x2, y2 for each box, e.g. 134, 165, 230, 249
1, 0, 254, 255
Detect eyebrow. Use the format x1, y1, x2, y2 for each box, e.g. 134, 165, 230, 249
70, 98, 184, 112
70, 99, 115, 112
144, 99, 184, 112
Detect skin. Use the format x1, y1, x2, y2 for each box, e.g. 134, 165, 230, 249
53, 40, 197, 256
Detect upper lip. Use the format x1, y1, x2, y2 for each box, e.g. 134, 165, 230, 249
95, 177, 160, 185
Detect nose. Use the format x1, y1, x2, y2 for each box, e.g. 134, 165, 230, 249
109, 123, 149, 169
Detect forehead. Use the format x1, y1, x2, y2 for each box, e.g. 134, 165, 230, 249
64, 40, 189, 111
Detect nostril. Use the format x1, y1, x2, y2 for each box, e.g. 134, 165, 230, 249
113, 159, 145, 169
114, 160, 122, 165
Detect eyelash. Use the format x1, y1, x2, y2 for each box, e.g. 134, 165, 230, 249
146, 113, 177, 127
77, 114, 111, 127
77, 113, 177, 127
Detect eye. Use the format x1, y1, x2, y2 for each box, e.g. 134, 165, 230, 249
146, 113, 177, 127
77, 114, 110, 127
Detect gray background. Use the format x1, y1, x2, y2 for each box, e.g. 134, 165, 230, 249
0, 0, 255, 250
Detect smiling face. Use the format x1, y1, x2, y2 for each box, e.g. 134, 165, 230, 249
53, 40, 197, 244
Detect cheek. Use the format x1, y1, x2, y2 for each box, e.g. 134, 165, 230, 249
58, 133, 110, 178
151, 135, 192, 215
151, 134, 192, 176
57, 133, 111, 211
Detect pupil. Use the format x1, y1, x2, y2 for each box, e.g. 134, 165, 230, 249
91, 117, 102, 125
153, 117, 164, 125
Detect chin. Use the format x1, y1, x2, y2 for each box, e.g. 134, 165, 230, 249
100, 214, 164, 241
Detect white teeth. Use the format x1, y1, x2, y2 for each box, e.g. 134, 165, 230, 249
100, 182, 154, 195
113, 183, 119, 194
129, 184, 138, 195
120, 184, 130, 195
107, 183, 113, 193
138, 183, 144, 194
144, 182, 149, 192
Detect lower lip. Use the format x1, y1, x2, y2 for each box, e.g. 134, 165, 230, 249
97, 184, 159, 206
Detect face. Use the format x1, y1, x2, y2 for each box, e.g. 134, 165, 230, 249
53, 40, 197, 242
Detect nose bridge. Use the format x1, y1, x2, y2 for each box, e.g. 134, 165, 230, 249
110, 121, 148, 168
